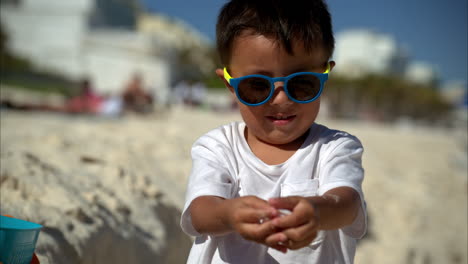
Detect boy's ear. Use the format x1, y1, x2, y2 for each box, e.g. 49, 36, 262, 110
328, 61, 336, 71
215, 68, 234, 93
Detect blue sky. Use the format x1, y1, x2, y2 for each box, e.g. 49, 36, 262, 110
140, 0, 467, 85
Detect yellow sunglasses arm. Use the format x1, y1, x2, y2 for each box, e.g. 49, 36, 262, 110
323, 62, 331, 74
223, 67, 232, 84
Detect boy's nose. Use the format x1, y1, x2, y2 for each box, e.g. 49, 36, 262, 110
270, 82, 291, 105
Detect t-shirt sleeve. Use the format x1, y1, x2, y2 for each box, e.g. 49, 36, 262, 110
317, 135, 367, 239
180, 134, 237, 237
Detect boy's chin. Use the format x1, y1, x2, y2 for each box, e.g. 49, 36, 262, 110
258, 132, 306, 146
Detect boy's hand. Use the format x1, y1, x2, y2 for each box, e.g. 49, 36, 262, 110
265, 187, 361, 250
191, 195, 285, 250
191, 195, 289, 252
265, 196, 320, 250
226, 196, 280, 242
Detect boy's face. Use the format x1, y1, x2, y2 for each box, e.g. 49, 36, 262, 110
216, 32, 333, 146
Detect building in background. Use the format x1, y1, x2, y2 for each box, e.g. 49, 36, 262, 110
405, 61, 439, 86
440, 81, 468, 124
333, 29, 408, 77
0, 0, 93, 79
333, 29, 438, 86
0, 0, 211, 104
137, 13, 214, 82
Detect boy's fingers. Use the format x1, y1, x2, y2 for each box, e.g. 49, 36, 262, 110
244, 196, 279, 216
265, 229, 316, 251
281, 222, 319, 250
268, 196, 301, 211
268, 232, 317, 250
286, 231, 317, 250
271, 211, 307, 229
230, 196, 278, 224
265, 231, 288, 246
239, 221, 277, 242
270, 200, 316, 229
237, 208, 276, 223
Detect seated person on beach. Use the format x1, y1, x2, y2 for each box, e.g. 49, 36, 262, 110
121, 73, 153, 113
180, 1, 367, 263
65, 80, 122, 116
1, 79, 122, 117
65, 79, 103, 114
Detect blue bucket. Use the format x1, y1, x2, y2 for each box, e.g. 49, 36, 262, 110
0, 215, 42, 264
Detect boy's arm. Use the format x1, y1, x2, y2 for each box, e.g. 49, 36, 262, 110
189, 195, 233, 235
190, 195, 285, 248
266, 187, 361, 250
309, 186, 361, 230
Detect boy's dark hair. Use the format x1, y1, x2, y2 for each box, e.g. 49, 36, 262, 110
216, 0, 334, 66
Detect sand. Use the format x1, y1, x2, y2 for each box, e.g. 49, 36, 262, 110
0, 106, 466, 263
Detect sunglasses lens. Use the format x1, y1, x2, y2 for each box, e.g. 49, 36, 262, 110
238, 77, 271, 104
287, 74, 321, 102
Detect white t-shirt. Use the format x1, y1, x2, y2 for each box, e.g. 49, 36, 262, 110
181, 122, 367, 264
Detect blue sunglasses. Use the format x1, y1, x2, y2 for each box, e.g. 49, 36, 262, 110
224, 63, 330, 106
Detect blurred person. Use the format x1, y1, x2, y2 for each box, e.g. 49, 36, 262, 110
65, 78, 103, 114
121, 73, 153, 114
180, 1, 366, 264
64, 79, 123, 116
99, 93, 123, 117
1, 78, 122, 117
190, 81, 207, 107
172, 80, 191, 105
172, 80, 206, 107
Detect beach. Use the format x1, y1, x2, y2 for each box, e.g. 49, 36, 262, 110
1, 106, 466, 263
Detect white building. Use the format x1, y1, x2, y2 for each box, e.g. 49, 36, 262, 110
0, 0, 211, 103
333, 29, 408, 77
83, 30, 170, 98
333, 29, 439, 86
0, 0, 93, 78
405, 61, 439, 86
137, 14, 214, 80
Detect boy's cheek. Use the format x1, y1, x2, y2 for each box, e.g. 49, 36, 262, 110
227, 85, 235, 94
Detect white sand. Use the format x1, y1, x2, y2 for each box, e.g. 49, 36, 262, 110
0, 106, 466, 263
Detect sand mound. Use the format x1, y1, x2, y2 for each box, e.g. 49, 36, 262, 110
1, 107, 466, 263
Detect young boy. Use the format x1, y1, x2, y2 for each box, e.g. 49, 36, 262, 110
180, 0, 366, 263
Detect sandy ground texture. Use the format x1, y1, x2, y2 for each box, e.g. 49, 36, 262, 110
1, 106, 466, 264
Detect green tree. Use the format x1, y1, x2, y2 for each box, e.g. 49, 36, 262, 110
325, 74, 452, 123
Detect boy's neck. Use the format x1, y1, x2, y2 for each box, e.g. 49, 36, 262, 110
245, 127, 309, 165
